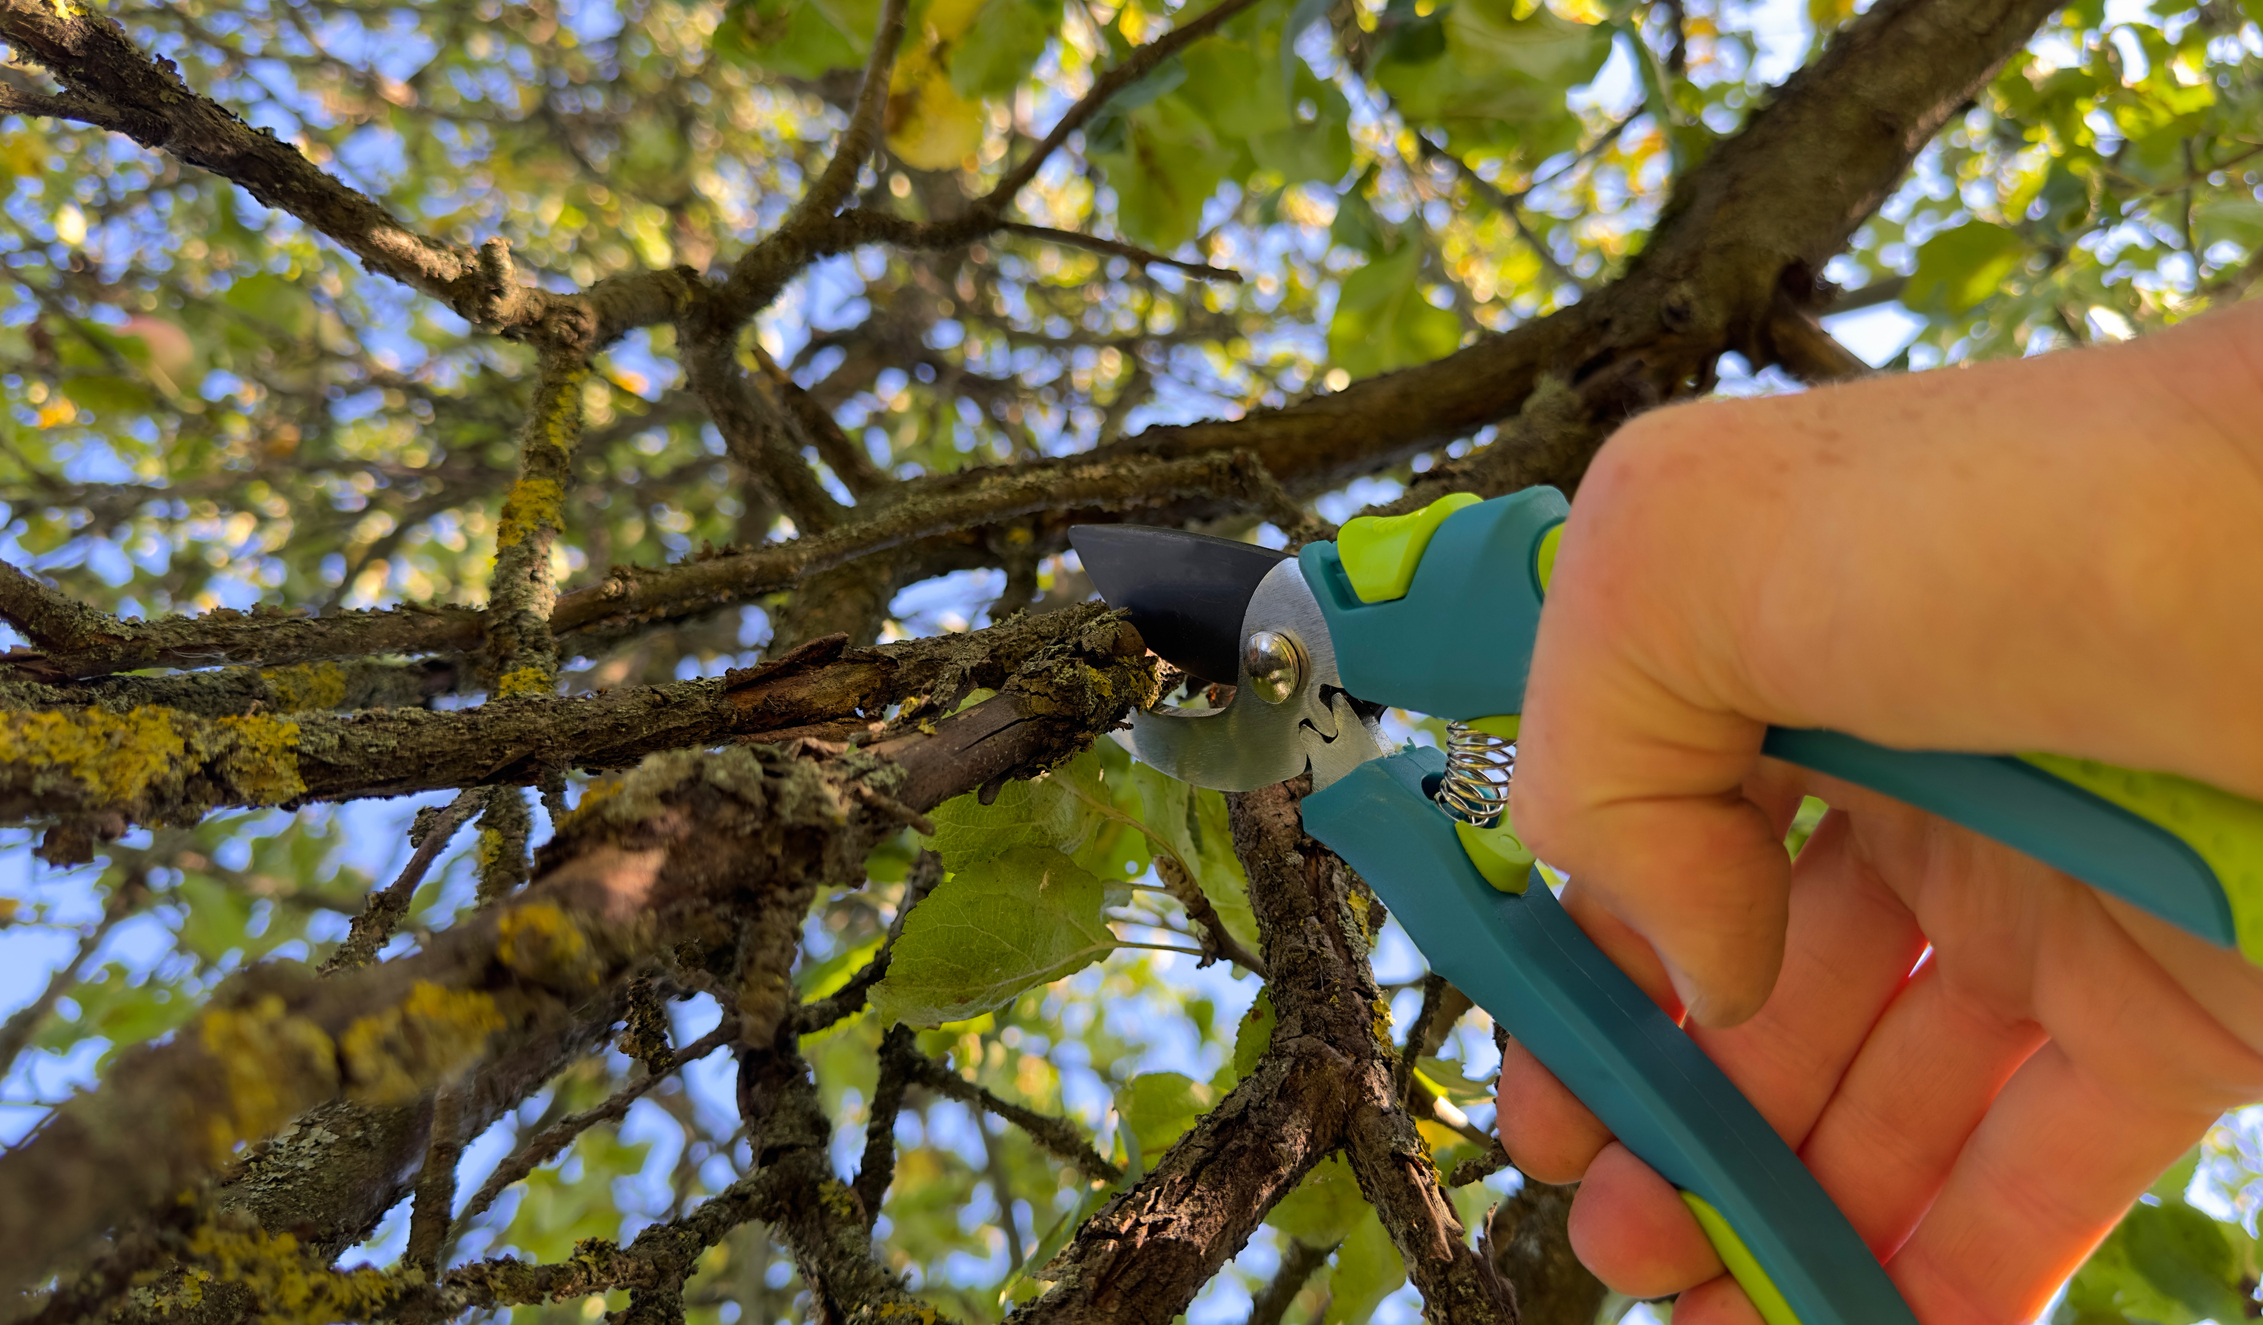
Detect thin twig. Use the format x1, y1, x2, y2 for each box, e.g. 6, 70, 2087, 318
1001, 222, 1243, 283
1419, 140, 1585, 293
982, 0, 1268, 208
1154, 856, 1269, 978
407, 1087, 465, 1278
797, 852, 942, 1034
450, 1017, 742, 1238
782, 0, 910, 231
904, 1052, 1123, 1183
320, 789, 483, 975
1246, 1238, 1335, 1325
851, 1025, 917, 1229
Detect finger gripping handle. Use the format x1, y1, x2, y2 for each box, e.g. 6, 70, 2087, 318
1305, 748, 1915, 1325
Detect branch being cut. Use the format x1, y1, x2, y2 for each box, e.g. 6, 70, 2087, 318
0, 448, 1288, 683
0, 603, 1127, 829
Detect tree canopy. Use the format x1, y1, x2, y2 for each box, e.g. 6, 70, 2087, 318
4, 0, 2263, 1323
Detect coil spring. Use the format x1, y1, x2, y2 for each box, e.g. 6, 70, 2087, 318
1434, 720, 1514, 826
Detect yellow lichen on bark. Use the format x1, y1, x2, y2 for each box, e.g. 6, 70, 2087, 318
495, 664, 555, 699
181, 1220, 399, 1324
257, 662, 349, 713
337, 981, 505, 1105
197, 995, 340, 1163
0, 705, 185, 805
212, 714, 307, 804
495, 477, 565, 550
496, 901, 603, 989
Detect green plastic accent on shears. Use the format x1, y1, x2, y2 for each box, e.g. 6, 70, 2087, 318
1682, 1193, 1804, 1325
1451, 714, 1532, 890
1337, 492, 1482, 603
1533, 521, 1564, 593
2018, 753, 2263, 962
1455, 817, 1535, 892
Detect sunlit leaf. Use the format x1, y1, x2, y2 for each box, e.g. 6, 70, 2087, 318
869, 846, 1118, 1025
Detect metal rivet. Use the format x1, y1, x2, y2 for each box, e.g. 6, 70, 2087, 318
1242, 630, 1306, 704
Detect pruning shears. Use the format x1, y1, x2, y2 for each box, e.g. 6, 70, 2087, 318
1068, 488, 2263, 1325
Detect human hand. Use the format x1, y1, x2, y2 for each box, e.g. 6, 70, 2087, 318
1502, 305, 2263, 1319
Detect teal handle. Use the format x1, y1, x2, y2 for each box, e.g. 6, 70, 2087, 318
1306, 747, 1914, 1325
1760, 729, 2245, 951
1306, 487, 2263, 964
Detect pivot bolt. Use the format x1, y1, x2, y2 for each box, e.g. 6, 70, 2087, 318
1242, 630, 1306, 704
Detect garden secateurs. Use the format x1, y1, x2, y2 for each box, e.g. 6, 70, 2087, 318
1067, 487, 2263, 1325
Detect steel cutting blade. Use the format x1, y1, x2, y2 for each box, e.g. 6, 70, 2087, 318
1065, 524, 1289, 684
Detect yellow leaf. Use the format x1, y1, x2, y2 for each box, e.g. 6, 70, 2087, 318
886, 70, 984, 170
884, 0, 989, 171
37, 397, 76, 428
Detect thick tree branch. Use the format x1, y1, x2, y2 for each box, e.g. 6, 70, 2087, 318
0, 603, 1125, 828
0, 611, 1154, 1301
1108, 0, 2069, 492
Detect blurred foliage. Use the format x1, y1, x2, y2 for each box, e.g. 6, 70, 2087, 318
9, 0, 2263, 1321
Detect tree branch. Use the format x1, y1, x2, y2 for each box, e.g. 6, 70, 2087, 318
998, 223, 1243, 283
484, 351, 591, 697
0, 603, 1126, 828
322, 791, 487, 975
0, 611, 1154, 1301
903, 1051, 1123, 1185
451, 1016, 741, 1238
0, 1, 685, 348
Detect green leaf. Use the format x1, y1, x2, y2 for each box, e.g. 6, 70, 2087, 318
926, 763, 1108, 871
220, 272, 316, 339
868, 846, 1118, 1026
1328, 243, 1463, 378
1324, 1206, 1407, 1325
1905, 222, 2025, 314
2058, 1166, 2258, 1325
716, 0, 875, 77
1371, 0, 1606, 161
1122, 760, 1260, 955
1231, 988, 1276, 1083
1413, 1056, 1491, 1105
1090, 96, 1232, 251
948, 0, 1063, 98
1268, 1154, 1368, 1246
1116, 1071, 1213, 1158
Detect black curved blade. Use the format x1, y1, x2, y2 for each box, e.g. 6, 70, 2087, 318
1067, 524, 1291, 684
